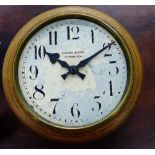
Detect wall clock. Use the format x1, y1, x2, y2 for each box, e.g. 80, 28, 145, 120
3, 6, 143, 143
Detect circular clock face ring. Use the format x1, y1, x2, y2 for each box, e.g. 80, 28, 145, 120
18, 18, 129, 129
3, 6, 143, 143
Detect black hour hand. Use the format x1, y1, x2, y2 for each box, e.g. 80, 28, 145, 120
46, 52, 60, 64
46, 52, 86, 80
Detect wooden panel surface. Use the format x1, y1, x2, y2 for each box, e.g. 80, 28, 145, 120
0, 5, 154, 148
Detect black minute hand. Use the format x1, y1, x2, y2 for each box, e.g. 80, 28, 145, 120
76, 41, 115, 69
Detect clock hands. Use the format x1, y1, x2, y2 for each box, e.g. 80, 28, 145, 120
61, 66, 86, 80
57, 60, 86, 80
45, 41, 115, 80
62, 41, 115, 79
45, 52, 86, 80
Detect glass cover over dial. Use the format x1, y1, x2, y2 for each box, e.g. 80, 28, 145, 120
18, 19, 127, 128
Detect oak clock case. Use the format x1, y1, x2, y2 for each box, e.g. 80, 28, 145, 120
3, 6, 142, 143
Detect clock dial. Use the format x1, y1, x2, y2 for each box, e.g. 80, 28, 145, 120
18, 19, 127, 128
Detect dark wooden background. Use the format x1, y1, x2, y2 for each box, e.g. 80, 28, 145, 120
0, 5, 155, 149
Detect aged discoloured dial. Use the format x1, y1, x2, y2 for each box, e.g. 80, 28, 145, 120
18, 18, 127, 128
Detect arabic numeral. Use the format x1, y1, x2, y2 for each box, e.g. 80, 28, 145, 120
33, 84, 45, 100
67, 26, 79, 40
91, 30, 94, 43
50, 98, 59, 114
109, 81, 113, 96
49, 31, 57, 45
34, 45, 46, 60
29, 65, 38, 80
92, 96, 102, 111
109, 66, 119, 76
71, 103, 80, 118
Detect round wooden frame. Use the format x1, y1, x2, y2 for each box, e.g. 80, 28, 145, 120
3, 6, 143, 143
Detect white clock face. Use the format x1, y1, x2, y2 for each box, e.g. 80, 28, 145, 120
18, 18, 127, 128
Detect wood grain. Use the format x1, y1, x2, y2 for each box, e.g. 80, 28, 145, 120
0, 5, 154, 148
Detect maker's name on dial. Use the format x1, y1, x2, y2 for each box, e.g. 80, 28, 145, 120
62, 50, 84, 58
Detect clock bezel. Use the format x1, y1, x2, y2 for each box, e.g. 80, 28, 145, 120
14, 17, 131, 130
3, 6, 143, 143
